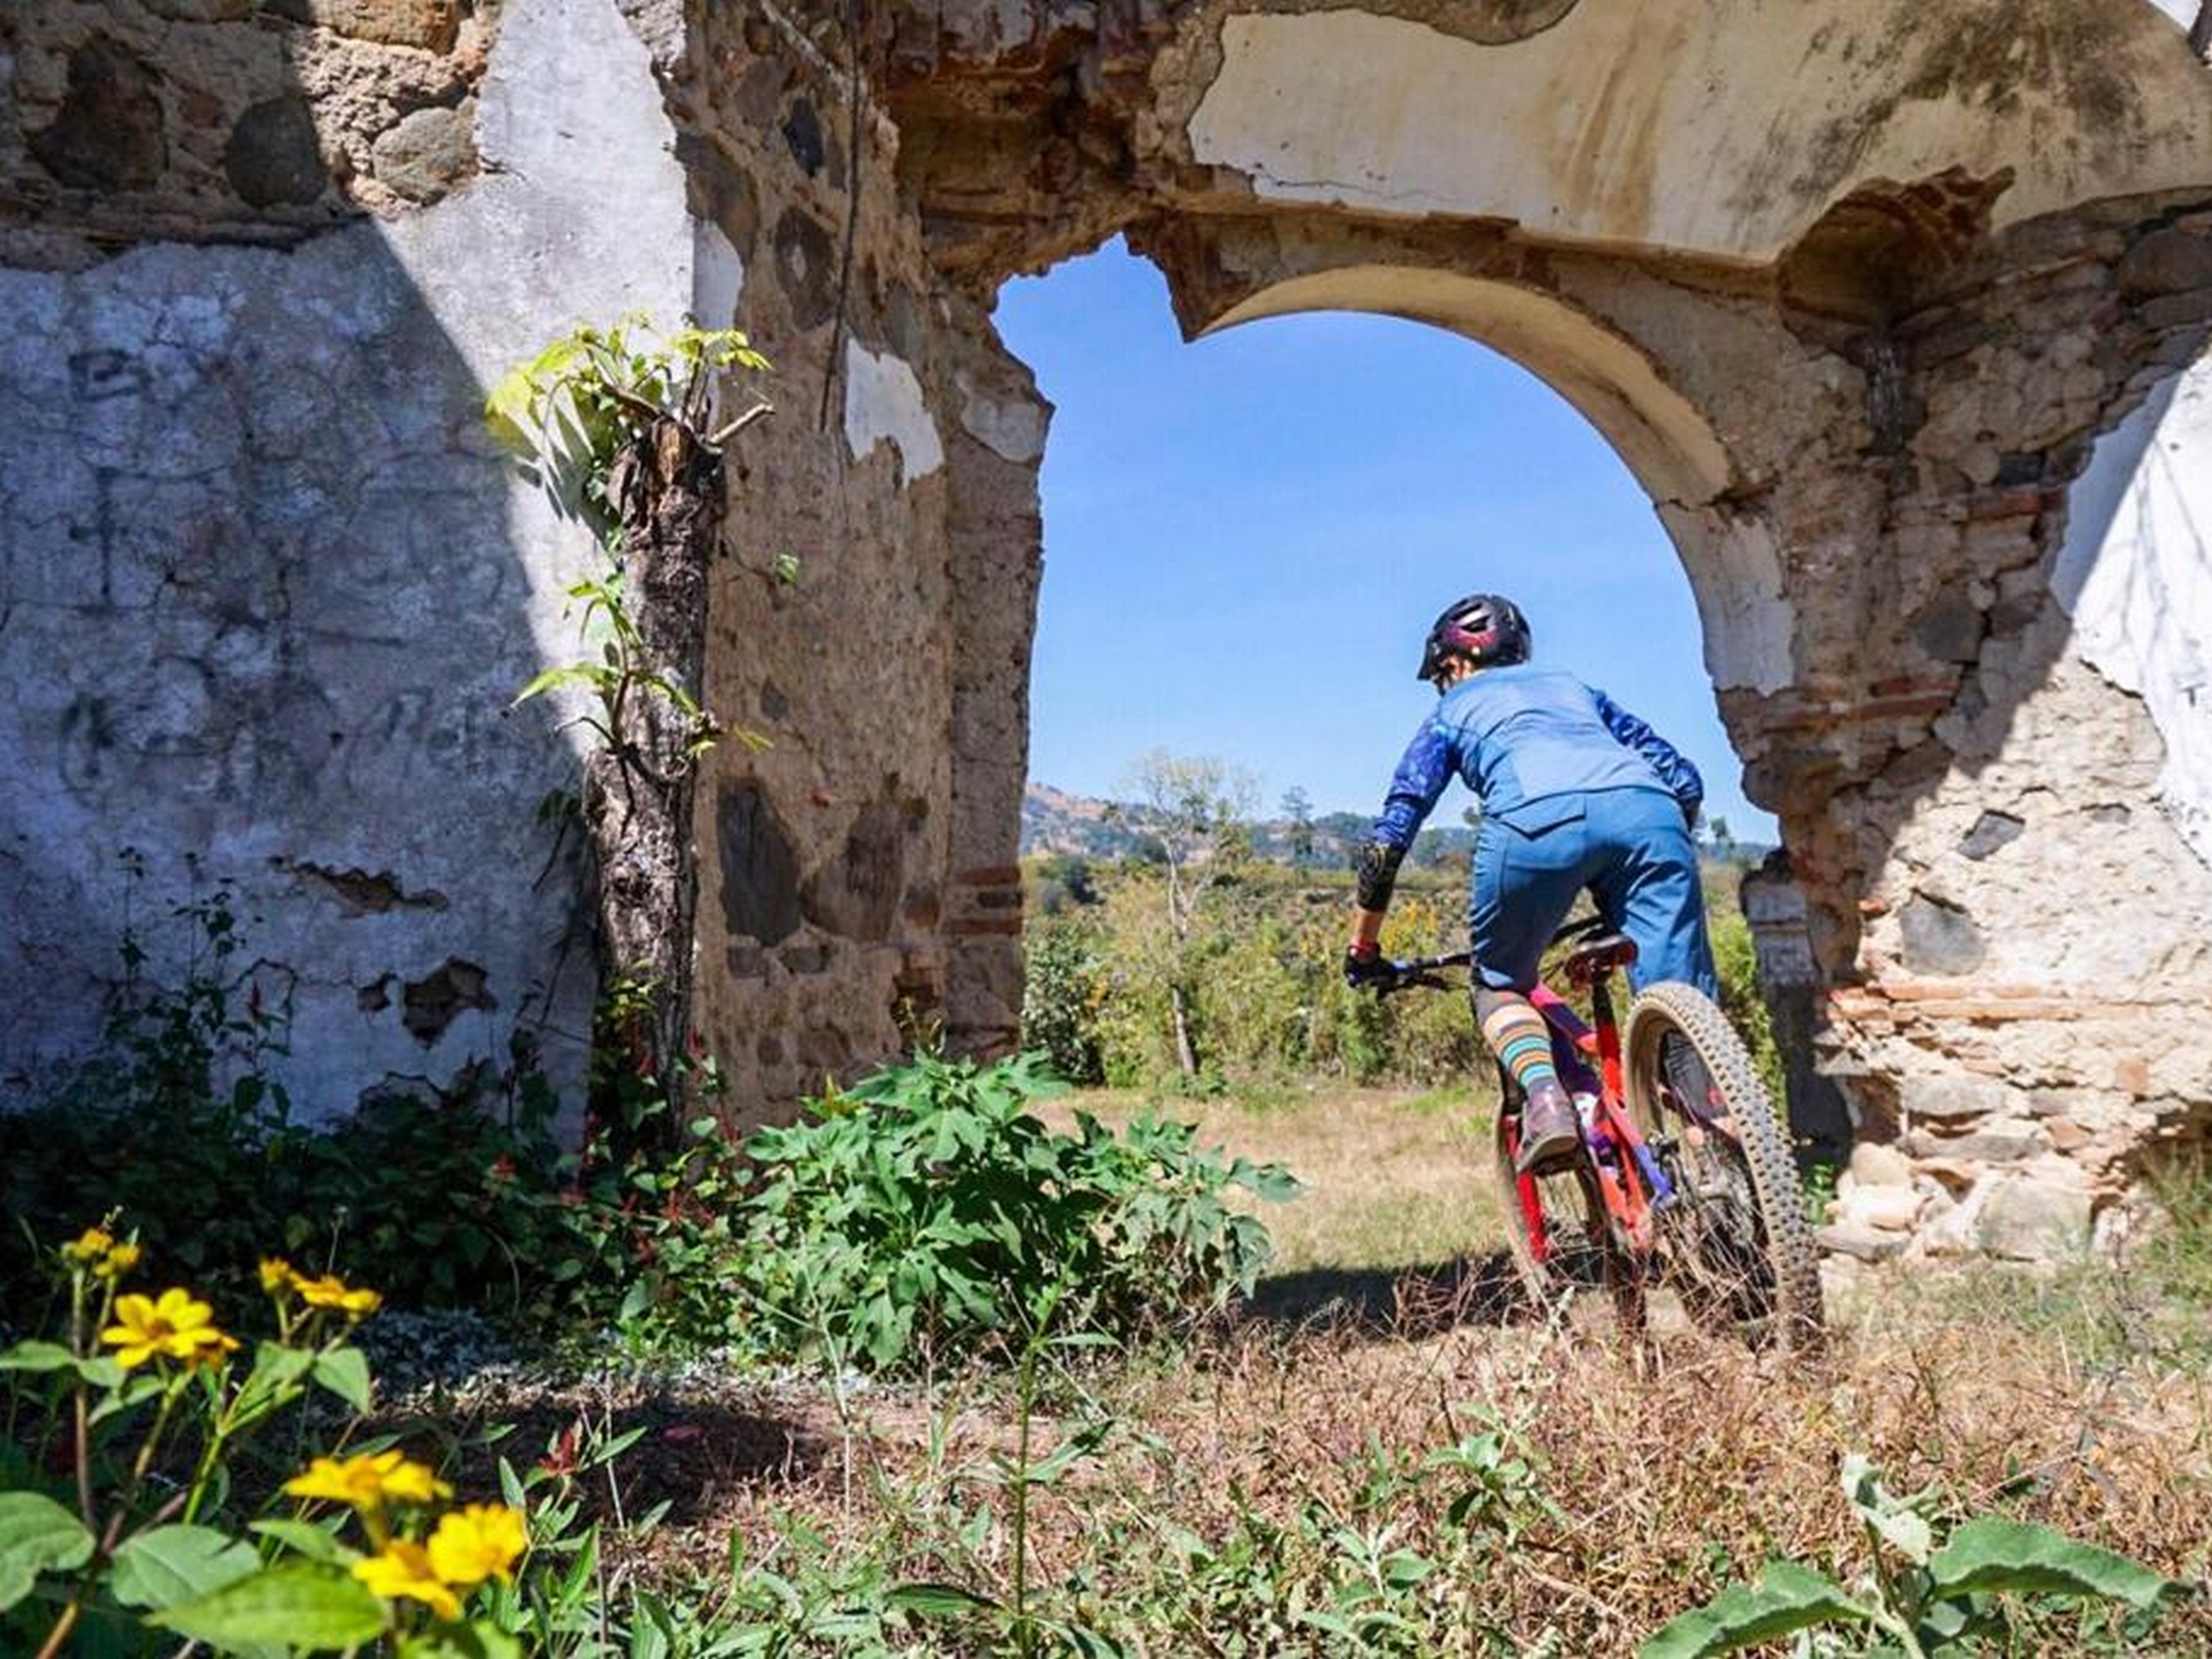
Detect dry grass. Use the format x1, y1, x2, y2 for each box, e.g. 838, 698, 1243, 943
1041, 1083, 1510, 1278
538, 1084, 2212, 1654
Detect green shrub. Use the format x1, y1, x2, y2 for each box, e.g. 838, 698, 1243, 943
0, 893, 737, 1342
1020, 916, 1108, 1085
1642, 1452, 2177, 1657
729, 1052, 1297, 1370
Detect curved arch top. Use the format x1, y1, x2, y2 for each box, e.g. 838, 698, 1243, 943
1209, 266, 1731, 504
1205, 265, 1794, 696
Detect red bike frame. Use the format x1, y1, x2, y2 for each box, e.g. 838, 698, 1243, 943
1387, 925, 1677, 1263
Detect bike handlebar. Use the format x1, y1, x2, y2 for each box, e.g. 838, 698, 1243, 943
1368, 912, 1614, 995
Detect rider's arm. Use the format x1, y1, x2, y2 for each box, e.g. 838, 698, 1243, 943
1590, 687, 1704, 823
1354, 718, 1454, 927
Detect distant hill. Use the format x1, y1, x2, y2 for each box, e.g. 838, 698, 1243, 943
1020, 782, 1478, 870
1021, 781, 1771, 871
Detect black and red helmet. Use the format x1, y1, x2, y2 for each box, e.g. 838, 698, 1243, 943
1416, 593, 1531, 685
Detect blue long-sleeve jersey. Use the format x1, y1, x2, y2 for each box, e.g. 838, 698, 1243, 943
1363, 666, 1701, 897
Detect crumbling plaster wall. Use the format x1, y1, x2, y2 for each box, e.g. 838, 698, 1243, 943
0, 0, 1051, 1123
0, 0, 734, 1112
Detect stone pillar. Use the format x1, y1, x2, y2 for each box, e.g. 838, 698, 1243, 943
1739, 855, 1854, 1166
940, 311, 1052, 1058
1808, 204, 2212, 1261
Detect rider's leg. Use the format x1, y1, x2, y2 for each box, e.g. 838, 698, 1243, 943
1470, 803, 1598, 1173
1586, 789, 1726, 1122
1475, 985, 1562, 1096
1585, 789, 1717, 999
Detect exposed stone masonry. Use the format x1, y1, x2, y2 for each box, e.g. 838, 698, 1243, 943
4, 0, 490, 266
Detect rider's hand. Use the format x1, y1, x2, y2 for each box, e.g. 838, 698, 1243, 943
1344, 942, 1395, 991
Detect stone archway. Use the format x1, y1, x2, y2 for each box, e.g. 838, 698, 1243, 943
868, 0, 2212, 1259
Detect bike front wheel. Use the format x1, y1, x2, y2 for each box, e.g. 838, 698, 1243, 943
1492, 1103, 1637, 1328
1622, 981, 1825, 1352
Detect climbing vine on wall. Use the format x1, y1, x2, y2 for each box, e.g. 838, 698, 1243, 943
488, 315, 772, 1120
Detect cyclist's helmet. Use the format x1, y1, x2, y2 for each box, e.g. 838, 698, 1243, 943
1416, 593, 1531, 686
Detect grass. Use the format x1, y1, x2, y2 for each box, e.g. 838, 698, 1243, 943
1039, 1082, 1509, 1279
450, 1085, 2212, 1656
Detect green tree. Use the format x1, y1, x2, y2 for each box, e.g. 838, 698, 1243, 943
487, 316, 771, 1114
1279, 785, 1316, 868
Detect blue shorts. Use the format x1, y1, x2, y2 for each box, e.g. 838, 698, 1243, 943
1469, 786, 1717, 997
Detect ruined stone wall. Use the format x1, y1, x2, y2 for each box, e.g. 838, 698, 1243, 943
0, 0, 1050, 1125
880, 0, 2212, 1259
642, 0, 1052, 1118
1, 0, 732, 1113
1804, 202, 2212, 1263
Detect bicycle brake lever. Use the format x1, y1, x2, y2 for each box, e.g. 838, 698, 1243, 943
1379, 969, 1448, 996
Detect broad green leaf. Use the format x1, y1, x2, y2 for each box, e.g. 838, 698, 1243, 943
1928, 1517, 2171, 1609
0, 1491, 97, 1612
886, 1580, 1001, 1618
1639, 1560, 1872, 1658
0, 1340, 78, 1373
1380, 1549, 1434, 1587
1244, 1164, 1302, 1203
1841, 1452, 1932, 1565
108, 1524, 260, 1610
312, 1347, 372, 1413
512, 664, 607, 707
251, 1518, 346, 1563
243, 1341, 315, 1400
149, 1561, 388, 1649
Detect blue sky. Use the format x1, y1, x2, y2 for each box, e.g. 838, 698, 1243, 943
995, 239, 1778, 841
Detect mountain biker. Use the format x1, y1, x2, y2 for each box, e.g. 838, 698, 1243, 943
1344, 593, 1717, 1175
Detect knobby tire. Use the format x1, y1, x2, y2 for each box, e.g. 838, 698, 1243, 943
1623, 980, 1826, 1354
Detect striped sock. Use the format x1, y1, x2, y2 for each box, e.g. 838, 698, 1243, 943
1481, 998, 1560, 1095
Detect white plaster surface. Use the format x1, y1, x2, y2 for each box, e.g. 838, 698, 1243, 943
1657, 505, 1793, 696
1186, 3, 2212, 264
2054, 359, 2212, 866
694, 222, 747, 334
0, 0, 702, 1112
955, 370, 1050, 464
843, 340, 946, 480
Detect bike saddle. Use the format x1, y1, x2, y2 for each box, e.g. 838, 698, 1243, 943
1561, 933, 1637, 985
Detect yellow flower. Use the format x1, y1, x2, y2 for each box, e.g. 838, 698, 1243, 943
426, 1503, 527, 1590
99, 1288, 239, 1370
63, 1226, 117, 1265
352, 1541, 461, 1621
259, 1257, 296, 1295
289, 1272, 383, 1319
95, 1243, 141, 1281
283, 1451, 451, 1511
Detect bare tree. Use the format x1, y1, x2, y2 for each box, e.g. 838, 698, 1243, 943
1125, 750, 1257, 1077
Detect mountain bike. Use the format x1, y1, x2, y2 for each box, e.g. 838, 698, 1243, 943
1370, 916, 1824, 1351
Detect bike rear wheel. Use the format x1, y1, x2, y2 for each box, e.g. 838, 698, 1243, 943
1622, 981, 1824, 1352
